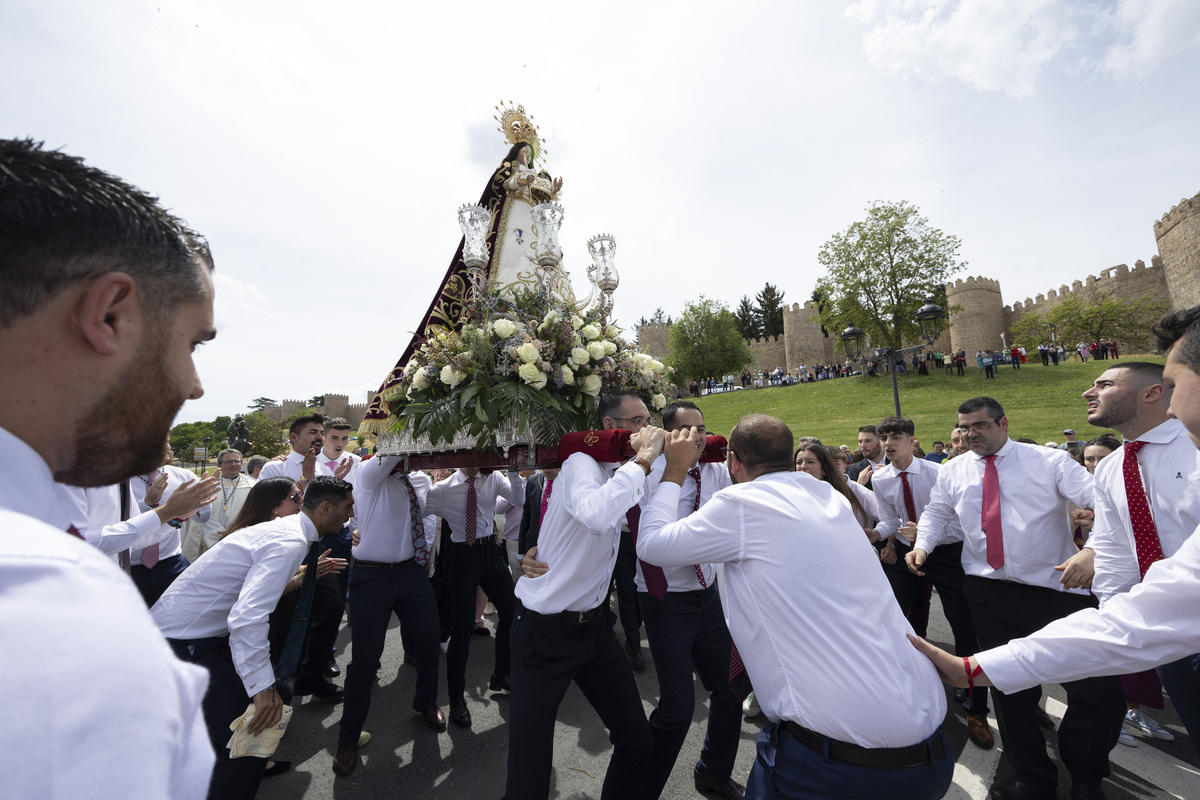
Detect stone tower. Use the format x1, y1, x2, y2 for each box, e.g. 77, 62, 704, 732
1153, 190, 1200, 311
945, 276, 1006, 356
782, 301, 835, 370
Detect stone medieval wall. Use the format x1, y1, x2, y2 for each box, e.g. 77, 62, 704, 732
945, 276, 1006, 356
264, 391, 372, 425
1154, 190, 1200, 311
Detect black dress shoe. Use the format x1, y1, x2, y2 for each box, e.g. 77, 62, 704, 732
1071, 784, 1106, 800
294, 675, 345, 702
332, 743, 358, 777
473, 625, 491, 636
1035, 707, 1056, 729
988, 777, 1056, 800
450, 698, 472, 728
263, 760, 292, 777
325, 658, 341, 678
489, 673, 511, 692
694, 763, 744, 800
628, 647, 645, 672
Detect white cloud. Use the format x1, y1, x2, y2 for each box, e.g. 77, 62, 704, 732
846, 0, 1200, 97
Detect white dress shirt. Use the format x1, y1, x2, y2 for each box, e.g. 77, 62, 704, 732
257, 449, 334, 482
873, 457, 964, 542
201, 473, 257, 550
0, 427, 214, 799
152, 513, 318, 696
426, 470, 525, 543
495, 474, 527, 541
351, 456, 431, 563
515, 453, 648, 614
636, 457, 731, 592
56, 482, 164, 558
915, 439, 1094, 593
978, 524, 1200, 693
129, 465, 212, 564
847, 480, 879, 527
637, 470, 947, 748
321, 448, 361, 484
1089, 418, 1200, 605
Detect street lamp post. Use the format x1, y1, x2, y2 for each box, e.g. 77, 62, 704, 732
1048, 322, 1057, 345
840, 299, 945, 418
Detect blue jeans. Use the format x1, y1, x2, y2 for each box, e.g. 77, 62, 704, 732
745, 723, 953, 800
1158, 653, 1200, 757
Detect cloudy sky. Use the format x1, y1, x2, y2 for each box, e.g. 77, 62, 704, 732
4, 0, 1199, 424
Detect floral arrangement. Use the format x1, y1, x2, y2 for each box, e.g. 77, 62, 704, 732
384, 287, 674, 448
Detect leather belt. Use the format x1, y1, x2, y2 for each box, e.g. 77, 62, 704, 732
781, 721, 944, 769
354, 558, 414, 568
520, 601, 606, 624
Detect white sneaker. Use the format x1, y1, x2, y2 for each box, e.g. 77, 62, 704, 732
1126, 708, 1175, 741
742, 691, 761, 718
439, 641, 449, 654
1116, 727, 1138, 747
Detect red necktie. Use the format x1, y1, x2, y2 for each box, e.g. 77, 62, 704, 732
981, 454, 1004, 569
688, 467, 708, 589
539, 476, 554, 522
66, 525, 83, 540
464, 475, 478, 545
142, 467, 162, 568
898, 471, 918, 523
1123, 441, 1165, 579
728, 642, 749, 700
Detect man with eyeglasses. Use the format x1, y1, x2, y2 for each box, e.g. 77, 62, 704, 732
904, 396, 1124, 800
505, 389, 664, 800
199, 449, 257, 552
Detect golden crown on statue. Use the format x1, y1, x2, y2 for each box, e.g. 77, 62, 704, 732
494, 101, 546, 163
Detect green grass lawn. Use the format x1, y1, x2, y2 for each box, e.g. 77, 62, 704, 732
692, 356, 1165, 448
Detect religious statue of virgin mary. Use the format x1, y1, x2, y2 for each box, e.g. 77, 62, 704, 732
359, 103, 576, 434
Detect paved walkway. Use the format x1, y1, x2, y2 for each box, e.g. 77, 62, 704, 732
258, 591, 1199, 800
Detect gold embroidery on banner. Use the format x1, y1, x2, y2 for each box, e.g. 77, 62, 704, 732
584, 432, 599, 446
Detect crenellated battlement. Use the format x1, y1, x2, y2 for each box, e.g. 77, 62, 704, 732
947, 275, 1002, 294
1154, 191, 1200, 238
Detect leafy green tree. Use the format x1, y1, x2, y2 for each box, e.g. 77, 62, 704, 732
249, 397, 276, 412
755, 283, 786, 339
665, 296, 754, 385
815, 200, 964, 350
308, 395, 326, 409
169, 422, 211, 459
1010, 292, 1168, 350
734, 295, 760, 340
243, 411, 288, 458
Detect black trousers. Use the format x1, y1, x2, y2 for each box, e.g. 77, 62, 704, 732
505, 603, 652, 800
610, 527, 642, 651
131, 553, 189, 607
338, 560, 440, 747
447, 538, 516, 699
887, 542, 988, 714
637, 587, 741, 800
964, 576, 1124, 789
167, 636, 266, 800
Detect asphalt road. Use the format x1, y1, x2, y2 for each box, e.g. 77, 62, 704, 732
258, 587, 1200, 800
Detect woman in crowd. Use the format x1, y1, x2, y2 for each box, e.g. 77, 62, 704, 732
793, 443, 880, 550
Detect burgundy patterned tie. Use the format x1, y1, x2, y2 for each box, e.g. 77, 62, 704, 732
981, 455, 1004, 569
539, 476, 554, 522
898, 471, 918, 523
464, 475, 478, 545
688, 467, 708, 589
626, 505, 669, 599
728, 642, 749, 700
399, 474, 430, 566
66, 525, 83, 540
142, 467, 162, 568
1123, 441, 1165, 579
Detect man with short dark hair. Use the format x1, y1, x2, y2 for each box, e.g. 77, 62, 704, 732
924, 441, 946, 463
846, 425, 886, 486
874, 416, 992, 749
635, 401, 742, 800
638, 415, 953, 800
155, 476, 355, 800
0, 139, 217, 797
505, 390, 662, 800
907, 396, 1123, 800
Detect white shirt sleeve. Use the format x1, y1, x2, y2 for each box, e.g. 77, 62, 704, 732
227, 540, 308, 696
913, 469, 962, 553
562, 457, 647, 534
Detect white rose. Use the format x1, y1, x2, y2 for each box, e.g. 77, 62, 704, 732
404, 360, 419, 377
571, 315, 585, 329
560, 365, 574, 385
440, 365, 465, 388
517, 342, 541, 364
587, 341, 607, 361
541, 310, 560, 327
411, 369, 428, 390
602, 340, 617, 355
652, 393, 667, 410
518, 362, 547, 389
649, 359, 664, 372
581, 324, 601, 341
641, 367, 657, 381
633, 352, 652, 368
492, 319, 517, 339
570, 347, 591, 366
581, 373, 603, 396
